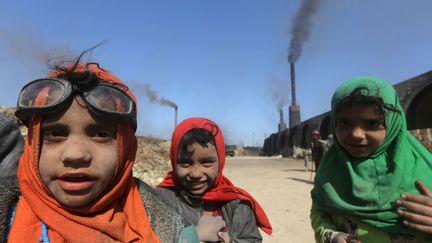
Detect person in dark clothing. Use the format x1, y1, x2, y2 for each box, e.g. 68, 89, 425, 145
156, 117, 272, 242
311, 130, 324, 172
0, 113, 24, 178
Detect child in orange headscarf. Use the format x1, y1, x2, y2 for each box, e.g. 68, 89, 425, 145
1, 52, 224, 242
156, 117, 272, 242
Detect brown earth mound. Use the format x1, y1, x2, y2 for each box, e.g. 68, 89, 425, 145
134, 136, 172, 187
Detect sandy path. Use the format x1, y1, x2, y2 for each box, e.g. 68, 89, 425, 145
223, 156, 316, 243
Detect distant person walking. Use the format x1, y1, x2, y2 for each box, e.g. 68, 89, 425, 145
310, 130, 324, 172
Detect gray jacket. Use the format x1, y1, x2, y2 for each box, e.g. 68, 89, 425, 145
0, 113, 24, 178
155, 187, 263, 243
0, 177, 188, 243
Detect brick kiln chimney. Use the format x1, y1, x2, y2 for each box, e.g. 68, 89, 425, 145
289, 63, 301, 127
174, 106, 178, 128
278, 108, 287, 132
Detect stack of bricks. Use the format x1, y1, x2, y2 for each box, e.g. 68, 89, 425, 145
410, 128, 432, 152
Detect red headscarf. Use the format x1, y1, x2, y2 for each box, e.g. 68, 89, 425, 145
8, 64, 159, 242
159, 117, 272, 235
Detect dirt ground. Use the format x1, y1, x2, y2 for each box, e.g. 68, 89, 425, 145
223, 156, 316, 243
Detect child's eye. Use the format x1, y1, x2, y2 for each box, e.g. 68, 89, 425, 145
336, 119, 349, 128
177, 161, 192, 168
366, 119, 383, 129
42, 130, 67, 143
95, 130, 113, 138
92, 129, 116, 142
203, 163, 215, 168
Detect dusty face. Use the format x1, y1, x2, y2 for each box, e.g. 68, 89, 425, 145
335, 104, 386, 159
175, 142, 219, 195
39, 97, 118, 207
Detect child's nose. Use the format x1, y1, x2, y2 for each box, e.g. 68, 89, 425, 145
61, 138, 92, 166
351, 126, 366, 140
189, 165, 203, 178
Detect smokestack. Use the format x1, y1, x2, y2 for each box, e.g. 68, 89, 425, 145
290, 63, 297, 106
174, 106, 178, 129
278, 108, 287, 132
289, 63, 301, 127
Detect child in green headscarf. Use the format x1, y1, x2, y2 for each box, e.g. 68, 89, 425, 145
310, 77, 432, 243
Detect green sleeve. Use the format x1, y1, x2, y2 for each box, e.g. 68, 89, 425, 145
178, 225, 200, 243
310, 206, 396, 243
310, 205, 338, 243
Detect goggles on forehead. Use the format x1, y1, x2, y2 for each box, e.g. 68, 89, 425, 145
15, 78, 137, 130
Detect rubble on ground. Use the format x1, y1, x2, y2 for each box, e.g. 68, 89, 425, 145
134, 136, 171, 187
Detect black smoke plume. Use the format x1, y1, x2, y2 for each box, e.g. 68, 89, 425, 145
288, 0, 320, 63
141, 84, 177, 109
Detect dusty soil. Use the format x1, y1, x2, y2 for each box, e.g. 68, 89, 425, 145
224, 156, 315, 242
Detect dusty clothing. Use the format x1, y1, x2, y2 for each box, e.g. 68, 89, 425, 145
0, 113, 24, 178
311, 138, 324, 171
158, 117, 272, 236
10, 64, 160, 242
1, 177, 186, 243
156, 187, 262, 243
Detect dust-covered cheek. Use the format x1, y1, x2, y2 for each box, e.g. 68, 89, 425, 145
39, 145, 61, 189
174, 165, 189, 187
95, 145, 118, 190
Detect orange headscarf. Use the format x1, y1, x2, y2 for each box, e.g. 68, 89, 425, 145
8, 64, 159, 242
159, 117, 272, 235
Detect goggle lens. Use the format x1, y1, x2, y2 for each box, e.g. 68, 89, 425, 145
85, 85, 133, 114
18, 79, 68, 108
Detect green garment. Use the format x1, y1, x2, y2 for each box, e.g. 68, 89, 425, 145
311, 77, 432, 235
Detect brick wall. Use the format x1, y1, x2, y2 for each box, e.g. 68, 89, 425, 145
410, 128, 432, 152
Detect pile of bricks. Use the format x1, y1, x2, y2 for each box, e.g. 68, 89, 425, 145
410, 128, 432, 152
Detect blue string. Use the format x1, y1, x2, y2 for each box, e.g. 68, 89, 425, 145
40, 222, 50, 243
6, 198, 19, 241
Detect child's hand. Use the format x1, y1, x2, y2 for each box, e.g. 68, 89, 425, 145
217, 232, 230, 243
331, 232, 361, 243
196, 215, 227, 242
396, 180, 432, 234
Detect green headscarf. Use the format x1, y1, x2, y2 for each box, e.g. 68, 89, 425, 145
311, 76, 432, 234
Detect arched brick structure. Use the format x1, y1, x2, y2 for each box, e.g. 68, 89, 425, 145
319, 115, 332, 139
406, 84, 432, 130
301, 124, 312, 148
267, 70, 432, 156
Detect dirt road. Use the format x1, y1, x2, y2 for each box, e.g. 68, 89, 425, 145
223, 156, 316, 243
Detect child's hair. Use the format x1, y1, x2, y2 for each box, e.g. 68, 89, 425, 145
48, 45, 130, 93
178, 126, 219, 160
336, 86, 400, 127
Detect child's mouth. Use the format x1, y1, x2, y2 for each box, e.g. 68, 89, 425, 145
188, 181, 206, 189
58, 173, 96, 191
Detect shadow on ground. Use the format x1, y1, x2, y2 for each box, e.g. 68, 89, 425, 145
282, 169, 312, 172
286, 177, 314, 185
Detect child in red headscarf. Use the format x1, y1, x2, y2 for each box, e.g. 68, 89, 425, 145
156, 117, 272, 242
0, 50, 224, 242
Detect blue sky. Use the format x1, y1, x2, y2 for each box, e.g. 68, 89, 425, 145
1, 1, 431, 146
